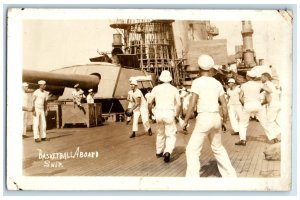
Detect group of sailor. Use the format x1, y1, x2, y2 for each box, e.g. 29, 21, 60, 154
22, 53, 281, 177
126, 54, 281, 177
22, 80, 49, 143
227, 68, 281, 146
22, 81, 95, 143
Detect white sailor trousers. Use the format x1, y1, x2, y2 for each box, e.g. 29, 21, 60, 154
239, 101, 277, 141
267, 102, 281, 136
23, 111, 27, 136
228, 104, 243, 132
33, 108, 47, 139
132, 106, 150, 132
154, 109, 177, 154
186, 113, 236, 177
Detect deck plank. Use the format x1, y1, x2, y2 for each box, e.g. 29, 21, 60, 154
23, 119, 281, 177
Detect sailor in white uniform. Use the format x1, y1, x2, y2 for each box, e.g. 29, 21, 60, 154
148, 70, 181, 162
32, 80, 49, 143
182, 54, 237, 177
22, 82, 32, 138
86, 89, 95, 104
236, 70, 279, 146
226, 78, 243, 135
128, 79, 152, 138
126, 78, 135, 124
72, 83, 86, 107
260, 72, 281, 139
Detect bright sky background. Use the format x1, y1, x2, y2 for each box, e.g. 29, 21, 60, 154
23, 20, 116, 70
21, 10, 292, 84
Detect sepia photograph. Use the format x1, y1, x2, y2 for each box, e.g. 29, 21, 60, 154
6, 8, 293, 191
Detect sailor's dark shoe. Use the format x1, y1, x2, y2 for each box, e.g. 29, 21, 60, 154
235, 140, 246, 146
35, 139, 41, 143
163, 152, 171, 163
129, 132, 136, 138
148, 128, 152, 136
41, 138, 50, 141
156, 152, 163, 158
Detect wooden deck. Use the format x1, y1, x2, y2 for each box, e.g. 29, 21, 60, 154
22, 119, 280, 177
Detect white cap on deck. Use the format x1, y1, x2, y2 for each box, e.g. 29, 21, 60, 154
246, 70, 256, 78
198, 54, 215, 70
228, 78, 235, 83
159, 70, 173, 83
38, 80, 46, 85
130, 79, 138, 86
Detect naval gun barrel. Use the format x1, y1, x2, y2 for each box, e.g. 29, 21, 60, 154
23, 69, 100, 91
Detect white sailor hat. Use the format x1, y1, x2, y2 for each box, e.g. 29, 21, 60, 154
130, 79, 138, 86
198, 54, 216, 70
228, 78, 235, 83
246, 70, 256, 78
252, 65, 273, 78
159, 70, 173, 83
22, 82, 29, 87
88, 89, 93, 93
38, 80, 46, 85
74, 83, 79, 88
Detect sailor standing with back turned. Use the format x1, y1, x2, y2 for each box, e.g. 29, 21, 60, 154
148, 70, 181, 162
182, 54, 236, 177
235, 70, 279, 146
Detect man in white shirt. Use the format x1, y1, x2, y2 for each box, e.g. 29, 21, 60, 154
144, 87, 152, 103
145, 87, 156, 122
148, 70, 181, 162
236, 70, 279, 146
86, 89, 95, 104
182, 54, 236, 177
260, 72, 281, 139
126, 90, 134, 125
32, 80, 49, 143
179, 87, 192, 118
126, 78, 135, 125
127, 79, 152, 138
226, 78, 243, 135
22, 82, 32, 138
72, 84, 86, 107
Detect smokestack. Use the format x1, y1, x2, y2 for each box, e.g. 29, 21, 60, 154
241, 21, 256, 67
